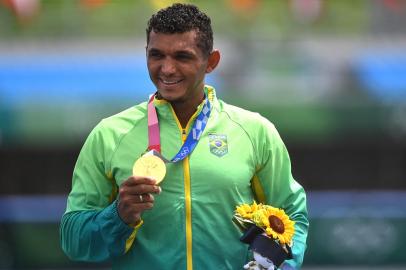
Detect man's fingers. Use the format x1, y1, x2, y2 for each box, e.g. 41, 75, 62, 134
121, 193, 155, 204
117, 201, 154, 225
134, 202, 154, 212
117, 175, 162, 225
119, 184, 161, 197
139, 193, 155, 203
120, 201, 154, 213
122, 176, 156, 186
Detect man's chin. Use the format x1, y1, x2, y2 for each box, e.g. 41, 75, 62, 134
156, 87, 182, 98
157, 91, 182, 102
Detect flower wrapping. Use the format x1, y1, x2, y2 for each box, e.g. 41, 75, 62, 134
233, 202, 295, 269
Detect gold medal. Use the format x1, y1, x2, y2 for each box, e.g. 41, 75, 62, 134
132, 155, 166, 184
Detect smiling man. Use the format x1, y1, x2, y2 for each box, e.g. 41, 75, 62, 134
60, 3, 308, 270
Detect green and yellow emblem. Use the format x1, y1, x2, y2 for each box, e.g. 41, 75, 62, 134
209, 133, 228, 157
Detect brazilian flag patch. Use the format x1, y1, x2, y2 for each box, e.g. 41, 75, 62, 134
209, 133, 228, 157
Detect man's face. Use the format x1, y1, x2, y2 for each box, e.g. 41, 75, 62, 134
146, 30, 212, 104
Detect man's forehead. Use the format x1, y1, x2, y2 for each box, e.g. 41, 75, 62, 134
150, 28, 199, 37
149, 30, 197, 39
147, 31, 200, 51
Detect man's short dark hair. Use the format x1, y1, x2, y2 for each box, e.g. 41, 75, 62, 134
146, 3, 213, 57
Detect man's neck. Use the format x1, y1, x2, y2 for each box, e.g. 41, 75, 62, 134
171, 93, 205, 128
172, 103, 196, 128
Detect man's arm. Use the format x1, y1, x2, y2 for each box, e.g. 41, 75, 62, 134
60, 201, 135, 262
253, 117, 309, 269
60, 122, 135, 261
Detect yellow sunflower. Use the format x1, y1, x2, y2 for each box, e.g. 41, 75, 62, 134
235, 201, 260, 219
260, 207, 295, 245
235, 202, 295, 245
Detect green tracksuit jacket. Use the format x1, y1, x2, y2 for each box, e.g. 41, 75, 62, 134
60, 86, 308, 269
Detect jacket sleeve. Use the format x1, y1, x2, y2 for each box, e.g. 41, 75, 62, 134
60, 121, 138, 262
60, 201, 136, 262
253, 116, 309, 269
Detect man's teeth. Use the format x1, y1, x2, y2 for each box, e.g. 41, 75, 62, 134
162, 79, 181, 85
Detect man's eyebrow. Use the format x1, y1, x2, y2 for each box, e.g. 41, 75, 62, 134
147, 48, 161, 53
175, 50, 194, 55
147, 48, 196, 56
174, 50, 198, 57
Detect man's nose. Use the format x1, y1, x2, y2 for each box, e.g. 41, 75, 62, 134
161, 59, 176, 75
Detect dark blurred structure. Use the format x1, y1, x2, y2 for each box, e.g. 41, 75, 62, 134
1, 0, 406, 268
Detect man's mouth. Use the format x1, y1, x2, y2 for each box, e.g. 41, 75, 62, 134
160, 78, 183, 85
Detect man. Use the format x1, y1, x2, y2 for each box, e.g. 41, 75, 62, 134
60, 3, 308, 270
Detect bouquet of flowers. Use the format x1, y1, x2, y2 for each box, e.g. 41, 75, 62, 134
233, 202, 295, 270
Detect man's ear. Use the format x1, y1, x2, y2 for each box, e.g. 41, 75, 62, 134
206, 50, 220, 73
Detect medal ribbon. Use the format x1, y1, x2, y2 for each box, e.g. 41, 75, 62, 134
147, 94, 212, 163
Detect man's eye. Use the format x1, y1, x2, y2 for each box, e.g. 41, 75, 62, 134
149, 52, 163, 58
176, 54, 192, 60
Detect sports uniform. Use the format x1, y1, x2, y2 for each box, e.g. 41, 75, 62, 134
60, 86, 308, 269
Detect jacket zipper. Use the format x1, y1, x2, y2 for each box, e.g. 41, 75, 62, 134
170, 106, 198, 270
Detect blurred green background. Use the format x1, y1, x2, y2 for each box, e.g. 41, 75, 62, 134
1, 0, 406, 269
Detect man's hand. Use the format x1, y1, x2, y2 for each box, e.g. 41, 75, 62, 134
117, 176, 161, 225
